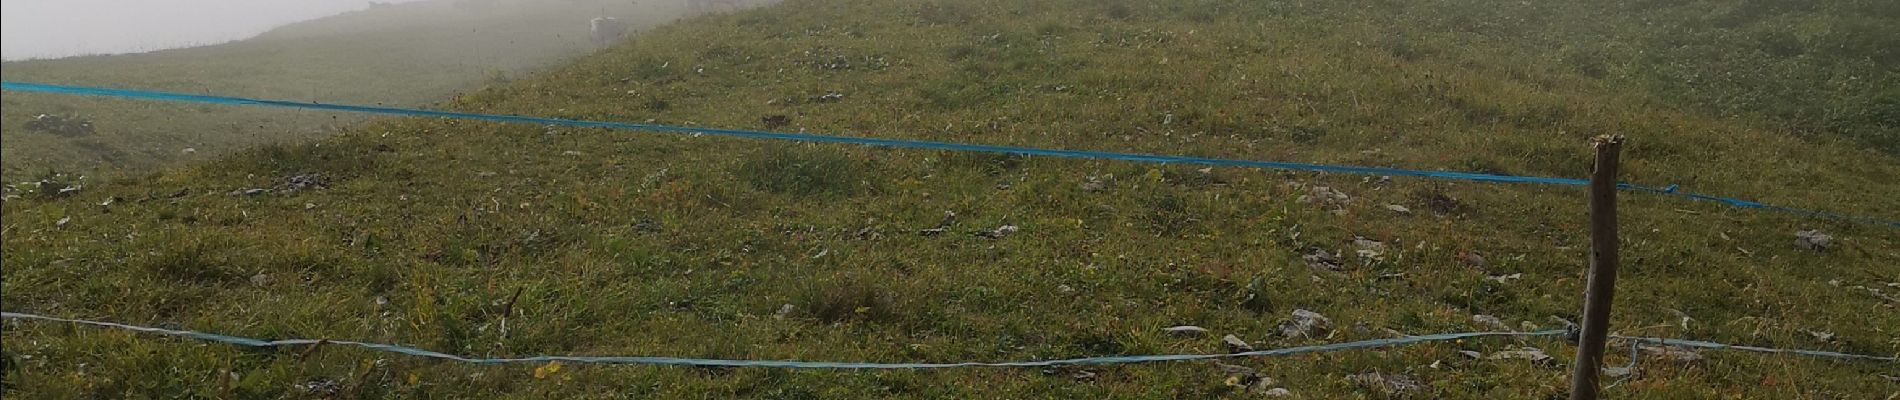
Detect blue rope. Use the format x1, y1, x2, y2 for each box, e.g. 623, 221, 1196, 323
5, 81, 1894, 228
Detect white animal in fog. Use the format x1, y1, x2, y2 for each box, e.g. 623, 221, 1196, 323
591, 17, 628, 46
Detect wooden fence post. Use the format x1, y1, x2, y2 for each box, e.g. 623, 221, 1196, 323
1569, 135, 1624, 400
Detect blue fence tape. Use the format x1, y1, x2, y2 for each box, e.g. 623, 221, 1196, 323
5, 81, 1895, 228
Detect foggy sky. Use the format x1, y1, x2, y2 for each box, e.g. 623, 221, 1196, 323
2, 0, 423, 61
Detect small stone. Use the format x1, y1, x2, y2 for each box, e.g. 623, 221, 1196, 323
55, 216, 71, 227
1603, 365, 1636, 378
283, 174, 327, 191
1472, 315, 1510, 330
1214, 362, 1256, 376
1162, 325, 1210, 336
1458, 350, 1484, 359
250, 273, 270, 287
1353, 237, 1386, 261
1384, 204, 1411, 214
1485, 273, 1522, 283
181, 147, 197, 154
1297, 186, 1351, 206
1222, 334, 1254, 353
1348, 372, 1421, 395
977, 225, 1019, 239
1216, 362, 1276, 391
1639, 344, 1705, 363
1794, 230, 1831, 251
1804, 330, 1835, 342
1279, 309, 1332, 339
1081, 176, 1108, 192
1487, 347, 1551, 362
1302, 248, 1343, 271
1262, 388, 1292, 397
562, 150, 585, 156
296, 378, 342, 396
774, 304, 796, 319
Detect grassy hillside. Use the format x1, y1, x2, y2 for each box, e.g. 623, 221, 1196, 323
0, 0, 693, 183
4, 0, 1898, 398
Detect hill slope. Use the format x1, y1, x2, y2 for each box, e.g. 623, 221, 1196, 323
0, 0, 692, 182
4, 0, 1898, 398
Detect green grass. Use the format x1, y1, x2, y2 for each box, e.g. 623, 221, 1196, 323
0, 0, 692, 183
4, 0, 1899, 398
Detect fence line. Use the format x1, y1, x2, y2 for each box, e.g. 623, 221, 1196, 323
3, 81, 1894, 229
1610, 335, 1898, 363
4, 311, 1890, 369
0, 311, 1554, 368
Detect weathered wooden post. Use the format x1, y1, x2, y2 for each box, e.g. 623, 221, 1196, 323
1569, 135, 1624, 400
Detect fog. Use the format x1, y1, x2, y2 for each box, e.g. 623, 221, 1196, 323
1, 0, 427, 60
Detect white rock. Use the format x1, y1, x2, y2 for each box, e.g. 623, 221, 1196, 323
1348, 372, 1421, 395
1279, 309, 1332, 339
1487, 347, 1551, 362
1222, 334, 1254, 353
1473, 314, 1510, 330
250, 273, 270, 286
1794, 230, 1832, 251
1804, 330, 1835, 342
1162, 325, 1210, 336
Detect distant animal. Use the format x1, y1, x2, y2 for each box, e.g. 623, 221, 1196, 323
590, 17, 628, 47
686, 0, 743, 13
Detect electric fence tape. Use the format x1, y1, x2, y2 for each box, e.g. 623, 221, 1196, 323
3, 81, 1894, 228
4, 312, 1891, 369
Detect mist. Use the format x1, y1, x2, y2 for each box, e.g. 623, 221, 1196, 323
1, 0, 427, 60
